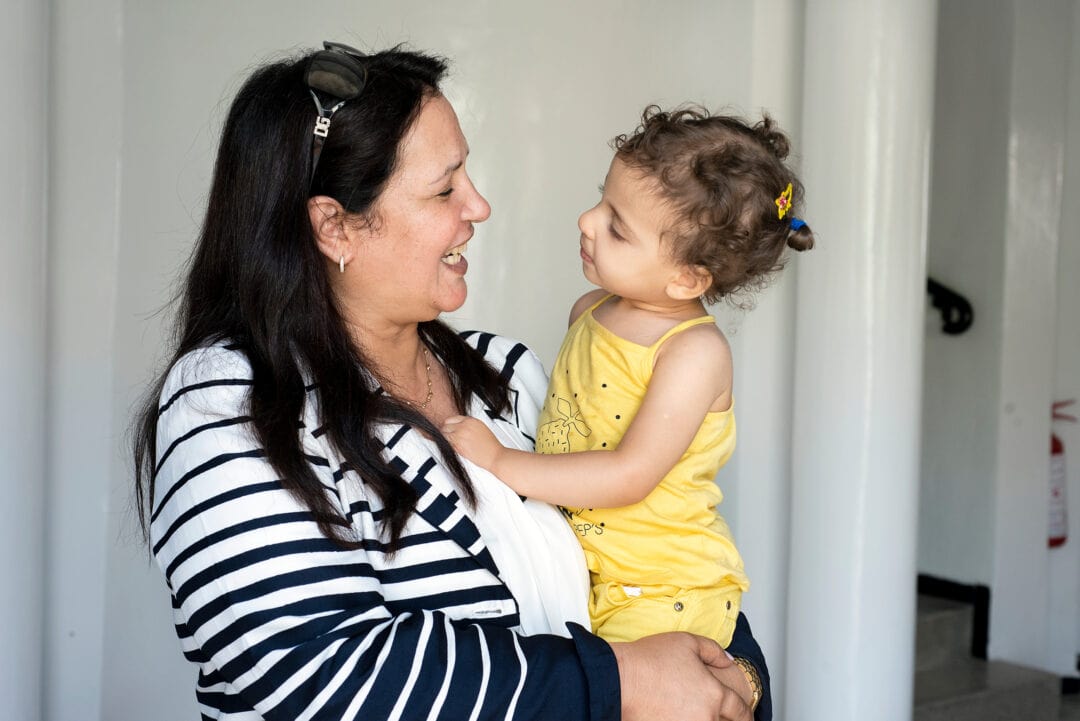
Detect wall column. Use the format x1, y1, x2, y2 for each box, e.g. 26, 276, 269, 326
990, 0, 1071, 670
722, 2, 804, 718
43, 1, 126, 719
0, 0, 49, 718
785, 1, 937, 719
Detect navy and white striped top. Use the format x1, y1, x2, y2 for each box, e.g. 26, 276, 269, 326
150, 332, 619, 721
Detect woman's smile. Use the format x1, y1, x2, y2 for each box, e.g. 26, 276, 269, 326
441, 241, 469, 270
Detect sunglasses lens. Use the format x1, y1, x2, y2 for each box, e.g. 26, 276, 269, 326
306, 54, 366, 100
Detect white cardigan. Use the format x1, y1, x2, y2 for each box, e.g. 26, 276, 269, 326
149, 331, 617, 721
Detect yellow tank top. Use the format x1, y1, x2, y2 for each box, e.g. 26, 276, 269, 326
536, 297, 749, 591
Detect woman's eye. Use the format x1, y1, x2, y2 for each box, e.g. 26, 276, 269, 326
438, 187, 454, 198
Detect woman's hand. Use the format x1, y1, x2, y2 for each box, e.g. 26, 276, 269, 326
710, 653, 757, 709
610, 632, 753, 721
441, 415, 504, 470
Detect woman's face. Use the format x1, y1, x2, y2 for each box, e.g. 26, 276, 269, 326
348, 94, 490, 329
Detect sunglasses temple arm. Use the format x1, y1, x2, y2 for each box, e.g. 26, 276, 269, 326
308, 93, 346, 186
310, 136, 327, 185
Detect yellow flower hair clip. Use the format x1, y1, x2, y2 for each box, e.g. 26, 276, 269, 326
775, 182, 793, 220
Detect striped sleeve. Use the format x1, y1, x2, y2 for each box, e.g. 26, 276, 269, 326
150, 345, 620, 721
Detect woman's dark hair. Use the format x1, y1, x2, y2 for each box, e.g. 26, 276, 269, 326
134, 45, 510, 549
614, 105, 814, 304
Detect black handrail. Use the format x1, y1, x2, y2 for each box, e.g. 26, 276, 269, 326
927, 277, 974, 335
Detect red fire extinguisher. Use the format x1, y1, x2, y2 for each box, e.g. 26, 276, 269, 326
1050, 399, 1077, 548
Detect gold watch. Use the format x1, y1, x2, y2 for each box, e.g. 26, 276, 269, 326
731, 656, 762, 711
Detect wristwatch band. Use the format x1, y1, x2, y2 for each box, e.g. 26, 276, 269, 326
731, 656, 762, 711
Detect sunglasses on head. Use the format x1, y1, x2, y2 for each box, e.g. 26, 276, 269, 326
305, 41, 369, 186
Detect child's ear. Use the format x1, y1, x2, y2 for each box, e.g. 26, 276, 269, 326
666, 265, 712, 301
307, 195, 353, 267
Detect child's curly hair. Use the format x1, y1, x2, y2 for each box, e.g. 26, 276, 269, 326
613, 105, 814, 304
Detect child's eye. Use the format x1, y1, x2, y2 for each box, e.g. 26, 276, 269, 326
609, 225, 625, 241
597, 183, 605, 194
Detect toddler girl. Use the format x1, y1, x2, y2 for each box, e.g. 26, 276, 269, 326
443, 105, 813, 651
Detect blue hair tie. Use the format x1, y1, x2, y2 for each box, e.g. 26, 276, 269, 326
790, 217, 806, 231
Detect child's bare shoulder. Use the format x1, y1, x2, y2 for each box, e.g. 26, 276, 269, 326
651, 320, 732, 405
568, 289, 609, 325
656, 320, 732, 371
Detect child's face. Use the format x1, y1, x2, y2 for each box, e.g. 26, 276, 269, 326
577, 158, 688, 304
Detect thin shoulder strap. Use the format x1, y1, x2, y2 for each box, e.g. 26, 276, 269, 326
571, 293, 615, 328
586, 293, 615, 315
651, 314, 716, 349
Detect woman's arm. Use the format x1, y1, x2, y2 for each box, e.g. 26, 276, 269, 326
152, 347, 613, 720
153, 345, 751, 721
443, 324, 731, 508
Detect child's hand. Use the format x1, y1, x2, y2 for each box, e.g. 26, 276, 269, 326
441, 416, 503, 471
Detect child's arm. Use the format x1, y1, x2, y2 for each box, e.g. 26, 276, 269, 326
442, 324, 732, 508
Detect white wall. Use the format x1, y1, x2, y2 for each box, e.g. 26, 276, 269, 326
918, 0, 1011, 585
989, 0, 1071, 669
44, 3, 806, 719
1049, 0, 1080, 677
918, 0, 1077, 673
1, 1, 48, 719
43, 2, 126, 719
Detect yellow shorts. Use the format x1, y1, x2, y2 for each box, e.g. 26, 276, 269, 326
590, 581, 742, 646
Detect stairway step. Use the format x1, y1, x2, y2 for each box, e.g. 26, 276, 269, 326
1061, 693, 1080, 720
914, 658, 1060, 721
916, 595, 974, 671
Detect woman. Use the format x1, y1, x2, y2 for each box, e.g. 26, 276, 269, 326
134, 42, 769, 721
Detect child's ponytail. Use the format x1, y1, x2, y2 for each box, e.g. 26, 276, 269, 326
787, 221, 815, 252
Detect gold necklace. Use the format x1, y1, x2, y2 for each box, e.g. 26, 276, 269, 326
402, 345, 434, 410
